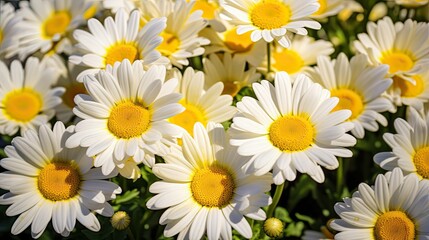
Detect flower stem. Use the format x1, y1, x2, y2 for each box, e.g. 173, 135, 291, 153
126, 227, 136, 240
336, 157, 344, 195
267, 182, 285, 218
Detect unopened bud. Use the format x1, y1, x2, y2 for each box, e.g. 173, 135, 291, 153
263, 217, 284, 238
111, 211, 131, 230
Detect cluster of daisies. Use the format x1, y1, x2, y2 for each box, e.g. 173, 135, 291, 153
0, 0, 428, 239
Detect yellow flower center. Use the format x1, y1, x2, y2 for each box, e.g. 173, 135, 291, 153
37, 162, 80, 201
313, 0, 327, 15
83, 3, 98, 20
374, 211, 415, 240
191, 165, 235, 208
393, 75, 425, 98
62, 83, 87, 108
105, 43, 140, 66
272, 49, 304, 74
0, 29, 3, 44
224, 27, 254, 53
413, 146, 429, 179
191, 0, 218, 19
107, 101, 151, 139
222, 81, 240, 96
169, 102, 207, 136
250, 0, 291, 30
269, 114, 315, 152
3, 89, 42, 122
330, 88, 364, 120
380, 52, 415, 74
42, 11, 71, 38
157, 32, 180, 57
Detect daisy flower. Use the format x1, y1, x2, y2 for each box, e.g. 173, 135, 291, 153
0, 121, 121, 238
394, 0, 428, 7
337, 0, 363, 22
354, 17, 429, 101
16, 0, 91, 58
69, 8, 166, 81
168, 67, 236, 136
311, 0, 345, 19
66, 60, 184, 175
0, 2, 21, 59
140, 0, 209, 68
200, 23, 266, 67
147, 122, 272, 239
103, 0, 137, 14
308, 53, 393, 139
263, 35, 334, 78
229, 72, 356, 184
330, 168, 429, 239
374, 107, 429, 180
203, 53, 260, 97
388, 68, 429, 109
0, 58, 63, 136
190, 0, 226, 31
220, 0, 321, 48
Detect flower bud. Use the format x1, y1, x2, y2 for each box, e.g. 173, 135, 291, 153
263, 217, 284, 238
111, 211, 131, 230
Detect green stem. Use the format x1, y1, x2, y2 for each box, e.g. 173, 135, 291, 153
126, 227, 136, 240
267, 43, 272, 75
267, 182, 285, 219
336, 157, 344, 196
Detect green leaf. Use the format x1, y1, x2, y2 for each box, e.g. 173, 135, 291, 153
113, 189, 140, 205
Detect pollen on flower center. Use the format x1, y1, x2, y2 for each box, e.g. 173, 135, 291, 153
191, 0, 218, 19
105, 43, 140, 66
330, 88, 364, 120
0, 29, 3, 44
313, 0, 327, 15
169, 102, 206, 136
37, 162, 80, 201
250, 0, 291, 30
272, 49, 304, 74
108, 101, 151, 139
43, 11, 71, 38
157, 32, 180, 56
191, 165, 235, 208
3, 89, 42, 122
413, 146, 429, 179
374, 211, 415, 240
393, 75, 424, 98
63, 83, 87, 108
380, 52, 415, 74
269, 115, 314, 152
224, 27, 254, 53
222, 81, 240, 96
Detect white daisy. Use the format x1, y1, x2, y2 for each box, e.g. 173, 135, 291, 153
140, 0, 210, 68
330, 168, 429, 240
229, 72, 356, 184
168, 67, 237, 136
0, 121, 121, 238
394, 0, 428, 7
190, 0, 226, 32
308, 53, 393, 139
374, 107, 429, 180
220, 0, 322, 48
263, 34, 334, 78
147, 122, 272, 239
203, 53, 260, 97
200, 23, 266, 67
66, 60, 184, 175
311, 0, 345, 19
389, 68, 429, 110
337, 0, 363, 22
0, 58, 63, 136
69, 8, 166, 81
103, 0, 137, 14
354, 17, 429, 103
16, 0, 91, 58
0, 2, 21, 59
